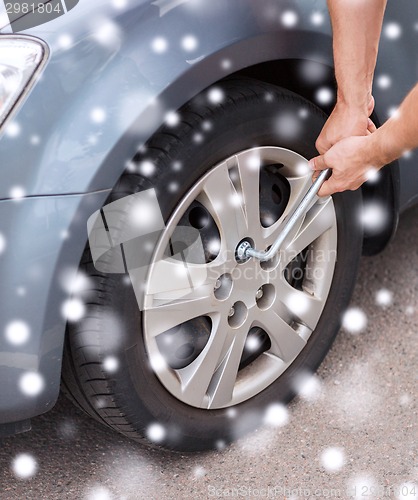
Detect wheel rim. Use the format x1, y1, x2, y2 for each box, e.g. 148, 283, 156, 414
143, 146, 337, 409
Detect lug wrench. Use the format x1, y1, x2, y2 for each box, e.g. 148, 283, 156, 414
236, 168, 331, 262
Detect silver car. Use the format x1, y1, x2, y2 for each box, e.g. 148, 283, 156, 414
0, 0, 416, 451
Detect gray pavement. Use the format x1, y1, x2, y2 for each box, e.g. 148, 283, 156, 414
0, 206, 417, 500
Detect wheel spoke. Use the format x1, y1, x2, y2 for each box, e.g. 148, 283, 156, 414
176, 317, 236, 407
253, 308, 306, 362
200, 162, 249, 251
144, 280, 217, 338
262, 173, 313, 241
274, 278, 324, 330
280, 198, 336, 267
286, 174, 316, 214
235, 152, 262, 233
206, 327, 249, 408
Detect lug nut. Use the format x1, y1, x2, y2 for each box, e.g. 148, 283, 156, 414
228, 307, 235, 317
256, 288, 264, 300
214, 279, 222, 290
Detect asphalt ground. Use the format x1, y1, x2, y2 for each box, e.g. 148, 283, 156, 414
0, 205, 417, 500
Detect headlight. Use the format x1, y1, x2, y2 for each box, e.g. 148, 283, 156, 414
0, 36, 49, 129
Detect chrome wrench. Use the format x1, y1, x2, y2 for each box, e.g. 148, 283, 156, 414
236, 168, 331, 262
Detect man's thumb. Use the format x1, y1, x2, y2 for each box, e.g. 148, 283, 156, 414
309, 155, 327, 171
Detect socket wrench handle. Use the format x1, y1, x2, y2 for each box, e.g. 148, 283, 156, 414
244, 168, 331, 262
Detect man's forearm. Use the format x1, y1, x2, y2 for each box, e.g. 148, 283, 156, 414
368, 83, 418, 165
328, 0, 387, 111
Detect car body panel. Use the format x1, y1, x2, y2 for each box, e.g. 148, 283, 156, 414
0, 0, 416, 427
0, 190, 110, 424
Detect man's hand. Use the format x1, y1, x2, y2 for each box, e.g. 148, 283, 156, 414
309, 135, 380, 197
315, 97, 376, 155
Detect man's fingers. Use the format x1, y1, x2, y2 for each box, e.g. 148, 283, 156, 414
309, 155, 328, 171
317, 178, 337, 197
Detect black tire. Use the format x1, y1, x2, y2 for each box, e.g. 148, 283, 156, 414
62, 78, 362, 451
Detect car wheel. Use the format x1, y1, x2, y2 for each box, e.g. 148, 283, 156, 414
62, 78, 362, 451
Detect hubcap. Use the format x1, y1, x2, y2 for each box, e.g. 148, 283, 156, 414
143, 147, 337, 409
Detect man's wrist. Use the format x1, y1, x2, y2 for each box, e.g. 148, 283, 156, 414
366, 129, 394, 168
336, 89, 373, 114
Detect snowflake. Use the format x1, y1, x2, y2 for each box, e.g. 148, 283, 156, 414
399, 393, 411, 406
342, 307, 367, 334
286, 291, 311, 316
275, 113, 301, 139
375, 288, 393, 307
12, 453, 38, 479
165, 110, 180, 127
221, 59, 232, 70
207, 87, 224, 104
5, 320, 30, 345
226, 408, 237, 419
315, 87, 334, 105
202, 120, 212, 131
295, 160, 310, 176
207, 238, 221, 254
263, 403, 289, 427
85, 485, 114, 500
215, 440, 226, 450
112, 0, 128, 9
360, 202, 388, 232
138, 160, 156, 176
19, 372, 45, 397
103, 356, 119, 373
193, 132, 204, 144
320, 447, 345, 472
294, 372, 322, 402
57, 418, 78, 439
245, 335, 261, 352
181, 35, 198, 52
193, 466, 206, 478
30, 135, 41, 145
92, 19, 122, 49
151, 37, 168, 54
281, 10, 298, 27
9, 186, 26, 200
5, 122, 21, 138
56, 34, 73, 50
365, 168, 380, 183
384, 22, 402, 40
405, 305, 414, 316
388, 106, 400, 119
61, 298, 86, 322
90, 107, 107, 124
298, 108, 309, 119
168, 182, 179, 193
146, 423, 166, 443
376, 74, 392, 89
311, 11, 324, 26
60, 269, 92, 295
